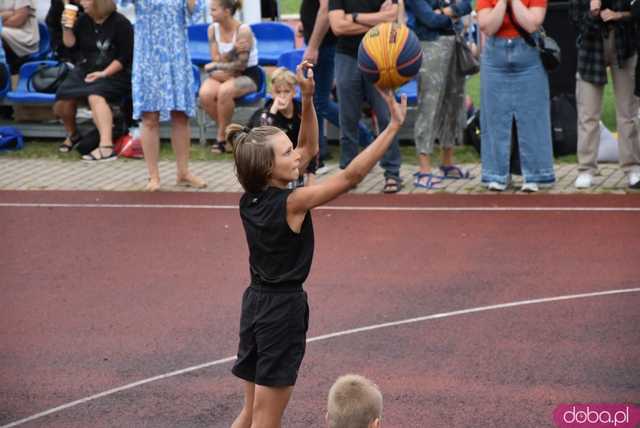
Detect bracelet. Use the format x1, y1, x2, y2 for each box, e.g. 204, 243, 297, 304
351, 12, 359, 23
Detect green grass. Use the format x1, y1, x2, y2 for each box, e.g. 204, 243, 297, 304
280, 0, 301, 15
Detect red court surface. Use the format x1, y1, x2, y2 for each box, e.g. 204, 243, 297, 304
1, 191, 639, 427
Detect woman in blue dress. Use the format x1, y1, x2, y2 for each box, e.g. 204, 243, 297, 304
118, 0, 207, 191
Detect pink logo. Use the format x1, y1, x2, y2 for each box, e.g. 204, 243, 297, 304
554, 404, 640, 428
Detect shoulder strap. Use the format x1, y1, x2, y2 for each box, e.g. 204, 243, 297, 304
506, 5, 537, 47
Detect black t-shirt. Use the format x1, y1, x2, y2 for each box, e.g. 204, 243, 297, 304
240, 187, 314, 287
73, 11, 133, 79
300, 0, 336, 47
257, 98, 302, 146
328, 0, 396, 57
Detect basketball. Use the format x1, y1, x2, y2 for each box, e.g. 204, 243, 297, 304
357, 22, 423, 90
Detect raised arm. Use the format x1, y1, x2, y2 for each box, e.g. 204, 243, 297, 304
510, 0, 546, 33
294, 62, 319, 173
286, 90, 407, 230
477, 0, 508, 36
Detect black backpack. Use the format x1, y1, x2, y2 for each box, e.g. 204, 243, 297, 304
464, 110, 522, 175
28, 62, 71, 93
550, 93, 577, 157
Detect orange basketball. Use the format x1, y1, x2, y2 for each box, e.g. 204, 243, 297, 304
357, 22, 423, 89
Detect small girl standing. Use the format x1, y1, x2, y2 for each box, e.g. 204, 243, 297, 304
228, 62, 406, 428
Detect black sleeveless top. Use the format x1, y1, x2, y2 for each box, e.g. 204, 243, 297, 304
240, 187, 314, 287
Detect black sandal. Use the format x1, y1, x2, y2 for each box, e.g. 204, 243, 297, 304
58, 133, 81, 153
82, 146, 117, 162
210, 140, 228, 154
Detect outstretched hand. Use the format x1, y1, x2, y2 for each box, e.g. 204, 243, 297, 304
296, 60, 315, 98
376, 87, 407, 128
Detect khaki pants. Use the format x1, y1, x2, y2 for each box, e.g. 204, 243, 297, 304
576, 31, 640, 173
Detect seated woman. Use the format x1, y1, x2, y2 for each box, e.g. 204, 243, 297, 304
199, 0, 260, 154
46, 0, 84, 63
0, 0, 39, 74
53, 0, 133, 161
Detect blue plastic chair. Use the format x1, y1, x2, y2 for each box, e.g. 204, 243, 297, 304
249, 22, 295, 66
276, 49, 304, 72
24, 22, 52, 62
396, 78, 418, 106
188, 24, 211, 66
6, 60, 59, 104
236, 66, 267, 105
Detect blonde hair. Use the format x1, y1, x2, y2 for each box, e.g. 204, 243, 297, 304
225, 123, 283, 194
327, 374, 383, 428
216, 0, 243, 14
88, 0, 116, 20
270, 67, 297, 89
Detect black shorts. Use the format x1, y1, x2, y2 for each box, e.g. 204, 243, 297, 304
231, 285, 309, 387
243, 66, 262, 90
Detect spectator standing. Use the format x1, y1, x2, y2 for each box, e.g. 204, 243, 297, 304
570, 0, 640, 188
326, 374, 383, 428
46, 0, 83, 63
54, 0, 132, 161
199, 0, 260, 154
300, 0, 373, 171
477, 0, 556, 192
406, 0, 472, 189
328, 0, 404, 193
118, 0, 206, 191
0, 0, 39, 73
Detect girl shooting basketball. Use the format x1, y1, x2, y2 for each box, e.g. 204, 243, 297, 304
228, 61, 407, 428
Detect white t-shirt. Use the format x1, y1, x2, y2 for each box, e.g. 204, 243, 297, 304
0, 0, 39, 56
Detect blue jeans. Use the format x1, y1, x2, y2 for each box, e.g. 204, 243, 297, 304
480, 36, 555, 185
314, 44, 372, 160
334, 53, 401, 179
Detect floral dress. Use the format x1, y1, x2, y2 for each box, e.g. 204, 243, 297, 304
118, 0, 203, 122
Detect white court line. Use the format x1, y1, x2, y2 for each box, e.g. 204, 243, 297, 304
2, 287, 639, 428
1, 202, 640, 212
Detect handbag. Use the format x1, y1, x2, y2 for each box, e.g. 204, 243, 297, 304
455, 33, 480, 76
27, 62, 71, 93
507, 6, 561, 72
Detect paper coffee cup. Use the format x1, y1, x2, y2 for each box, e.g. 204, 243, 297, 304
63, 4, 78, 28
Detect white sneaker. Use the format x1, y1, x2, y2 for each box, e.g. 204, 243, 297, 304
316, 164, 330, 176
521, 182, 539, 193
487, 181, 507, 191
629, 171, 640, 189
574, 173, 593, 189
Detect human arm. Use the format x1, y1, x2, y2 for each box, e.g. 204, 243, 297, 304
599, 8, 632, 21
303, 0, 330, 64
207, 24, 222, 62
1, 6, 30, 28
292, 62, 318, 176
204, 26, 252, 74
510, 0, 547, 33
448, 0, 473, 18
85, 60, 124, 82
286, 89, 407, 229
328, 0, 398, 36
405, 0, 453, 29
477, 0, 508, 35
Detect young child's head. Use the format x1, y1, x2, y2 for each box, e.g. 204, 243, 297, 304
226, 124, 301, 193
270, 67, 297, 111
211, 0, 242, 22
326, 374, 383, 428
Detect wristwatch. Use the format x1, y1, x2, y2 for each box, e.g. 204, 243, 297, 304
351, 12, 359, 23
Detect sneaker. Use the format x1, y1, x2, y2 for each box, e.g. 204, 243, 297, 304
316, 162, 330, 176
628, 171, 640, 189
487, 181, 508, 191
521, 182, 539, 193
574, 173, 593, 189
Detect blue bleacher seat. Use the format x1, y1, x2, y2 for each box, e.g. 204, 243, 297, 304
6, 60, 59, 104
276, 49, 304, 72
249, 22, 295, 66
396, 78, 418, 106
236, 66, 267, 105
188, 24, 211, 66
24, 22, 52, 62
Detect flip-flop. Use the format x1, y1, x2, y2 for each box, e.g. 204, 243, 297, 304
440, 165, 471, 179
413, 172, 442, 189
